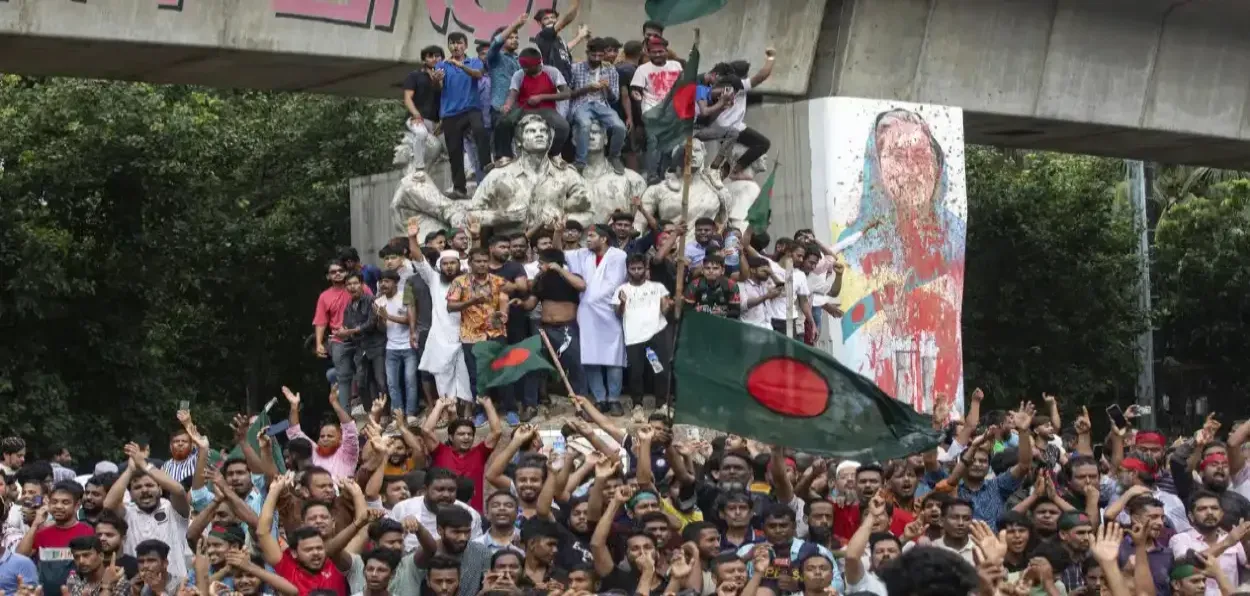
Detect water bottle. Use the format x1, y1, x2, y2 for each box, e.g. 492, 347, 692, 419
723, 232, 741, 268
645, 347, 664, 374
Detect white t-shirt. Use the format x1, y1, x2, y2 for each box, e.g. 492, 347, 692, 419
765, 257, 810, 321
123, 500, 191, 579
738, 279, 774, 329
387, 497, 482, 552
713, 79, 751, 131
631, 61, 684, 113
848, 571, 888, 596
376, 292, 411, 350
611, 281, 669, 346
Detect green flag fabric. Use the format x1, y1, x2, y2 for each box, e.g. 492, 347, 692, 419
228, 410, 286, 474
645, 0, 729, 26
673, 312, 941, 460
641, 41, 700, 161
472, 335, 554, 390
745, 165, 775, 233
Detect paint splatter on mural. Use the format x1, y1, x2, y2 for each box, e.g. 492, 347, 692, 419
820, 99, 967, 417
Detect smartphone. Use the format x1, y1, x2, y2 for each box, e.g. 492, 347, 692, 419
1137, 405, 1153, 416
31, 496, 42, 507
1093, 443, 1104, 462
265, 420, 291, 436
1106, 404, 1128, 429
178, 400, 190, 411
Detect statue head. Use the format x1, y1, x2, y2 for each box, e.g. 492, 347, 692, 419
517, 113, 553, 155
671, 138, 707, 170
588, 121, 606, 155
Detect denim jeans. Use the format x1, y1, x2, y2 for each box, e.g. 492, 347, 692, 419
571, 102, 626, 165
385, 348, 421, 415
643, 128, 666, 183
329, 341, 356, 409
584, 365, 623, 403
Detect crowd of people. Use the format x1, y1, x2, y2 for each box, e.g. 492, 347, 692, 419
401, 1, 774, 197
4, 383, 1250, 596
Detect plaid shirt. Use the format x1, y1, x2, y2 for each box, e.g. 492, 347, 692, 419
570, 60, 618, 110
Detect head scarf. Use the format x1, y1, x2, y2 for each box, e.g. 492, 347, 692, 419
1200, 452, 1229, 470
439, 250, 460, 264
1136, 431, 1166, 447
1121, 457, 1155, 475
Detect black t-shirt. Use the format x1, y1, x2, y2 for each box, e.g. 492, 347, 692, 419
492, 261, 530, 340
650, 259, 677, 295
614, 62, 638, 117
601, 568, 668, 596
402, 69, 442, 123
533, 269, 582, 305
535, 27, 573, 83
117, 554, 140, 580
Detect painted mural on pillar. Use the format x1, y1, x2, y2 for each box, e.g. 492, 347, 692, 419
819, 99, 967, 417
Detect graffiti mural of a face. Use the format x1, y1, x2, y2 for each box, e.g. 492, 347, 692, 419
875, 111, 942, 217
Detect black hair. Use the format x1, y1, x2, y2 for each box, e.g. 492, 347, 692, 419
537, 248, 566, 266
425, 467, 457, 488
941, 498, 974, 517
487, 491, 518, 508
1190, 489, 1223, 511
869, 531, 901, 553
301, 499, 333, 519
712, 552, 744, 572
745, 255, 768, 269
86, 472, 119, 492
68, 535, 103, 553
289, 526, 323, 550
1, 437, 25, 456
564, 220, 584, 232
424, 230, 447, 244
338, 247, 361, 262
421, 45, 445, 60
455, 476, 475, 504
436, 505, 474, 530
530, 229, 553, 249
681, 521, 719, 542
135, 539, 171, 560
368, 518, 405, 543
17, 462, 52, 486
362, 546, 402, 571
490, 549, 523, 567
300, 466, 333, 489
95, 510, 128, 536
642, 20, 665, 34
467, 246, 490, 259
1126, 495, 1164, 517
427, 554, 461, 572
856, 463, 885, 480
764, 502, 796, 523
611, 211, 634, 224
534, 8, 559, 22
447, 32, 468, 45
703, 253, 725, 268
623, 40, 644, 60
586, 37, 607, 53
287, 437, 313, 461
520, 47, 542, 60
998, 510, 1032, 530
590, 223, 613, 239
488, 234, 511, 248
603, 37, 622, 50
715, 75, 744, 92
637, 511, 669, 528
51, 480, 83, 501
626, 253, 649, 267
694, 217, 716, 228
878, 546, 979, 596
521, 518, 562, 542
749, 230, 771, 252
344, 271, 363, 284
379, 268, 401, 282
446, 419, 475, 441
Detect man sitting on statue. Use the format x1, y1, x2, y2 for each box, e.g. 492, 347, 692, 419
401, 45, 445, 172
570, 37, 631, 175
695, 49, 777, 178
494, 48, 575, 162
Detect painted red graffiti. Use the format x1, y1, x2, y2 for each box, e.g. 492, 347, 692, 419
427, 0, 556, 42
273, 0, 398, 31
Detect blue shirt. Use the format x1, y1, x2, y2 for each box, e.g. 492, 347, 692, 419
0, 550, 38, 596
486, 36, 520, 109
436, 58, 484, 118
957, 472, 1021, 530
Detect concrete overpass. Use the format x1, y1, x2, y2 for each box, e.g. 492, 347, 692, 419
3, 0, 1250, 167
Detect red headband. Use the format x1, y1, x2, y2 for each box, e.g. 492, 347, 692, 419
785, 457, 797, 470
1121, 457, 1154, 475
519, 56, 543, 69
1201, 452, 1229, 470
1136, 431, 1166, 447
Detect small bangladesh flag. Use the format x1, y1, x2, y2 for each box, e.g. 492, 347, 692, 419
673, 313, 942, 460
642, 39, 700, 161
472, 335, 554, 390
645, 0, 729, 26
745, 163, 776, 233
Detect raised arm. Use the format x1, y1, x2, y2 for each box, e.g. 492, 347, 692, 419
586, 457, 621, 522
225, 551, 299, 596
103, 444, 141, 515
535, 455, 563, 520
955, 388, 984, 448
282, 386, 307, 440
486, 424, 538, 490
420, 396, 455, 451
481, 396, 504, 448
635, 427, 656, 491
569, 394, 626, 444
845, 495, 885, 586
561, 452, 599, 503
257, 473, 293, 567
325, 480, 370, 570
770, 444, 795, 504
393, 408, 428, 469
1009, 403, 1035, 479
591, 486, 629, 577
1230, 417, 1250, 475
748, 48, 777, 88
553, 0, 581, 33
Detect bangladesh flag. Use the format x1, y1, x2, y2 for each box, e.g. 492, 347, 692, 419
472, 335, 554, 390
645, 0, 729, 26
642, 40, 700, 161
673, 313, 942, 460
745, 164, 776, 233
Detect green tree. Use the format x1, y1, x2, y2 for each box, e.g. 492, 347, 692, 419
0, 77, 396, 462
962, 148, 1146, 413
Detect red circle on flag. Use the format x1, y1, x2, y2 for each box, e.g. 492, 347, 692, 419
745, 358, 830, 417
491, 348, 531, 371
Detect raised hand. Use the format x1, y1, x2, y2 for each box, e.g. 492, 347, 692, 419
972, 387, 985, 403
401, 516, 422, 534
1075, 406, 1092, 434
123, 442, 146, 469
594, 456, 620, 480
1012, 402, 1036, 430
231, 414, 250, 443
636, 426, 656, 443
514, 423, 539, 442
669, 549, 693, 579
176, 409, 193, 427
1089, 521, 1123, 563
611, 484, 635, 505
751, 544, 771, 575
281, 386, 300, 407
406, 216, 422, 238
224, 549, 251, 569
1042, 393, 1057, 406
370, 395, 387, 417
969, 520, 1006, 566
902, 517, 925, 542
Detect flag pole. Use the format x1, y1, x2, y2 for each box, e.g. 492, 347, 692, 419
537, 329, 577, 397
667, 28, 700, 418
784, 259, 795, 339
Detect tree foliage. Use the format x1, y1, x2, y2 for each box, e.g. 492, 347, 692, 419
0, 77, 396, 461
962, 148, 1146, 412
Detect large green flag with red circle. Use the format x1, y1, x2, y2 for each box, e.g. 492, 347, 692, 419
642, 40, 700, 161
673, 312, 941, 460
473, 335, 554, 390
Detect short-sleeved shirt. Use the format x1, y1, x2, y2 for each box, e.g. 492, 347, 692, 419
739, 279, 775, 329
1170, 530, 1246, 596
402, 69, 442, 123
32, 522, 96, 592
509, 66, 565, 112
0, 551, 38, 596
614, 62, 639, 120
347, 551, 419, 595
601, 568, 669, 596
534, 27, 573, 82
430, 442, 494, 511
314, 286, 369, 342
491, 261, 530, 340
486, 36, 521, 109
413, 543, 490, 596
404, 260, 434, 333
436, 58, 484, 119
447, 273, 507, 343
122, 500, 191, 579
274, 550, 347, 596
570, 61, 619, 110
631, 60, 684, 113
685, 277, 740, 318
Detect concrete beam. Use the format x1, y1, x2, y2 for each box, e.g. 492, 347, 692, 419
0, 0, 826, 97
813, 0, 1250, 168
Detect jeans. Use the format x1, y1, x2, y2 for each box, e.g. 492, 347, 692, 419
355, 343, 387, 403
571, 102, 626, 165
386, 348, 421, 415
541, 322, 587, 397
494, 107, 570, 159
406, 118, 437, 171
442, 110, 491, 192
625, 326, 672, 404
643, 127, 667, 183
329, 341, 356, 408
584, 365, 623, 403
462, 341, 518, 413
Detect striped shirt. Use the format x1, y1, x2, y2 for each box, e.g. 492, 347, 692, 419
161, 451, 197, 484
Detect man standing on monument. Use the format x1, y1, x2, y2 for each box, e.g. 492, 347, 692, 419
486, 14, 526, 160
402, 46, 445, 171
437, 32, 492, 200
560, 223, 628, 415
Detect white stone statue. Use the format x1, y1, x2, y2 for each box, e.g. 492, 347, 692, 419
724, 147, 769, 232
459, 113, 591, 233
389, 128, 479, 237
635, 138, 731, 233
583, 121, 646, 225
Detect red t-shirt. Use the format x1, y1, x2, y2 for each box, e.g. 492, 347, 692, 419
832, 503, 915, 543
312, 286, 372, 343
274, 550, 347, 596
33, 522, 95, 557
518, 71, 559, 111
430, 441, 494, 511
